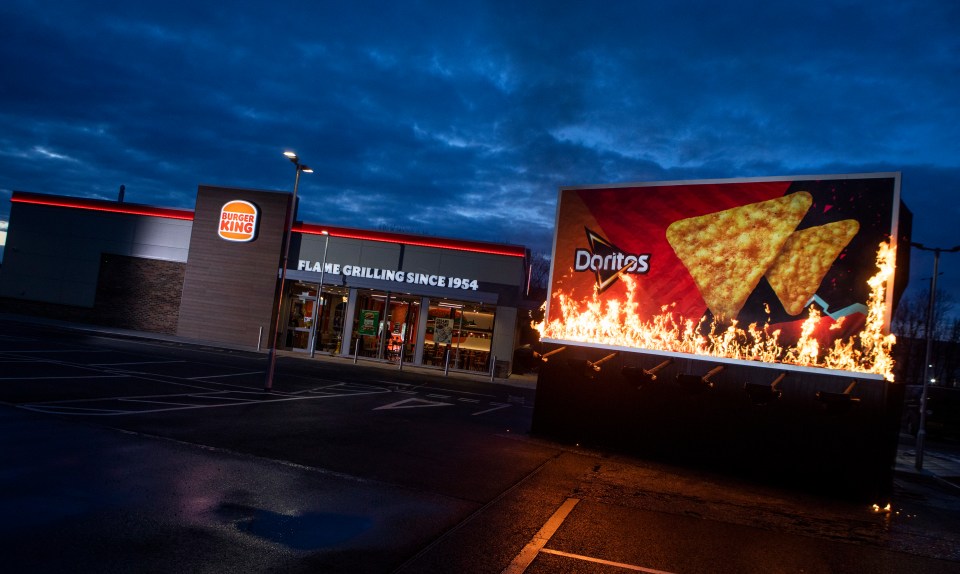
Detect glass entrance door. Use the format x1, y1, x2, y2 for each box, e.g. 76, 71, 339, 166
384, 296, 420, 364
285, 282, 317, 352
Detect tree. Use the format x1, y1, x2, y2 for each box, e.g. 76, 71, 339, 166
528, 250, 552, 292
892, 289, 960, 387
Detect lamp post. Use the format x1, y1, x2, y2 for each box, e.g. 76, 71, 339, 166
912, 242, 960, 469
264, 151, 312, 391
309, 230, 330, 358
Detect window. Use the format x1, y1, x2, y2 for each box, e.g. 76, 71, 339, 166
425, 301, 495, 372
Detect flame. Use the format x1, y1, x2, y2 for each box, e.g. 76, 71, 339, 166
537, 242, 897, 381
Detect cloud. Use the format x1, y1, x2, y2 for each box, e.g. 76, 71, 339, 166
0, 0, 958, 308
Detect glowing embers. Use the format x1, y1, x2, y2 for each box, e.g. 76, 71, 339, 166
539, 243, 897, 381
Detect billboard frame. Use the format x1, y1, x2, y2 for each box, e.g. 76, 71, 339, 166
544, 171, 903, 378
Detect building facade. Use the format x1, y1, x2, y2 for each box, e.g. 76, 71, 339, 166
0, 186, 531, 375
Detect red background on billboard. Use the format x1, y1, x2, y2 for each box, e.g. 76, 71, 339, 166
547, 175, 899, 349
552, 181, 791, 322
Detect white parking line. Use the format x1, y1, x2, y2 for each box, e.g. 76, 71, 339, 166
501, 498, 678, 574
539, 549, 677, 573
0, 374, 130, 381
380, 381, 496, 398
472, 403, 510, 416
189, 395, 254, 402
188, 371, 263, 380
2, 349, 112, 353
89, 360, 187, 367
19, 404, 130, 415
19, 387, 391, 416
119, 398, 203, 407
502, 498, 580, 574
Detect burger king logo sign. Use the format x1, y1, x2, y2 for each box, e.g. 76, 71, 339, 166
218, 200, 259, 242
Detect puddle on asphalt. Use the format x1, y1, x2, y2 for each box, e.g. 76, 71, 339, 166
228, 506, 372, 550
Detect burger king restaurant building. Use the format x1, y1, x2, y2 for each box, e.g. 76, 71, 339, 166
0, 185, 531, 375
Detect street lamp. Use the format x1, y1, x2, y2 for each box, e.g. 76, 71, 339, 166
309, 230, 329, 358
911, 242, 960, 470
265, 151, 313, 391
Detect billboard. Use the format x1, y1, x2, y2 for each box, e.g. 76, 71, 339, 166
542, 173, 905, 379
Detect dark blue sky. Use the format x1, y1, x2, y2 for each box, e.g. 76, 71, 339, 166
1, 1, 958, 313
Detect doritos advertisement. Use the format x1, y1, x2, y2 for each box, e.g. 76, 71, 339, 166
544, 173, 903, 371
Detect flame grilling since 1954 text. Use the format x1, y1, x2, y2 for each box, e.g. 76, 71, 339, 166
537, 242, 897, 381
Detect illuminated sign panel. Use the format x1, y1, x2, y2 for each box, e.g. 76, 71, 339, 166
297, 259, 480, 290
542, 173, 903, 378
218, 200, 259, 242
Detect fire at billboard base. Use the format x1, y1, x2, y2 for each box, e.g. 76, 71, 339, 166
533, 173, 910, 502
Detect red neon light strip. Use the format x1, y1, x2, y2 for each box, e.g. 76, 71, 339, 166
295, 222, 526, 258
11, 192, 195, 221
10, 192, 525, 257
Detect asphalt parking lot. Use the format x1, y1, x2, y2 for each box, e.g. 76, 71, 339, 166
2, 315, 960, 573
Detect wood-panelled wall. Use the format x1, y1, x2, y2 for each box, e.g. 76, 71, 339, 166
177, 185, 291, 349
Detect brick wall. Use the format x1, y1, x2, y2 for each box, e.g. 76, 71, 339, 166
0, 254, 186, 335
94, 254, 186, 334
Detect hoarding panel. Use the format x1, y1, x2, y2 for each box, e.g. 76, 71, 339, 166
543, 173, 902, 378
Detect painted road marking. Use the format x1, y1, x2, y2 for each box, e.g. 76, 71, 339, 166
502, 498, 580, 574
17, 404, 130, 415
89, 360, 187, 367
0, 349, 113, 355
374, 398, 453, 410
0, 374, 131, 381
19, 386, 391, 416
188, 371, 264, 380
539, 549, 677, 573
472, 403, 510, 416
378, 381, 496, 399
120, 398, 207, 407
0, 353, 232, 391
502, 498, 678, 574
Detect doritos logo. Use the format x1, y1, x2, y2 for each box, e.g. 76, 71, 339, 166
218, 200, 259, 242
574, 227, 650, 293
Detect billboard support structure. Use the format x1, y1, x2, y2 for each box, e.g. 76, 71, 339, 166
534, 172, 911, 501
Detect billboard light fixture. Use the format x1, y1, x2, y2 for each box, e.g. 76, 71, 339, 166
744, 372, 786, 405
620, 358, 673, 390
675, 365, 724, 394
816, 380, 860, 413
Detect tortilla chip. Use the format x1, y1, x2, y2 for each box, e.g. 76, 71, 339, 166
766, 219, 860, 315
666, 192, 812, 319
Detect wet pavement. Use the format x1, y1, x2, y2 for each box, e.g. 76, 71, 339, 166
1, 406, 477, 573
1, 313, 959, 573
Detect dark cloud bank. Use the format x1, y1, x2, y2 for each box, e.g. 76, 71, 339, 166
1, 0, 958, 305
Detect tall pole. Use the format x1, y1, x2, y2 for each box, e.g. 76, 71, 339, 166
265, 151, 311, 391
912, 243, 959, 469
309, 231, 329, 358
915, 250, 938, 470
